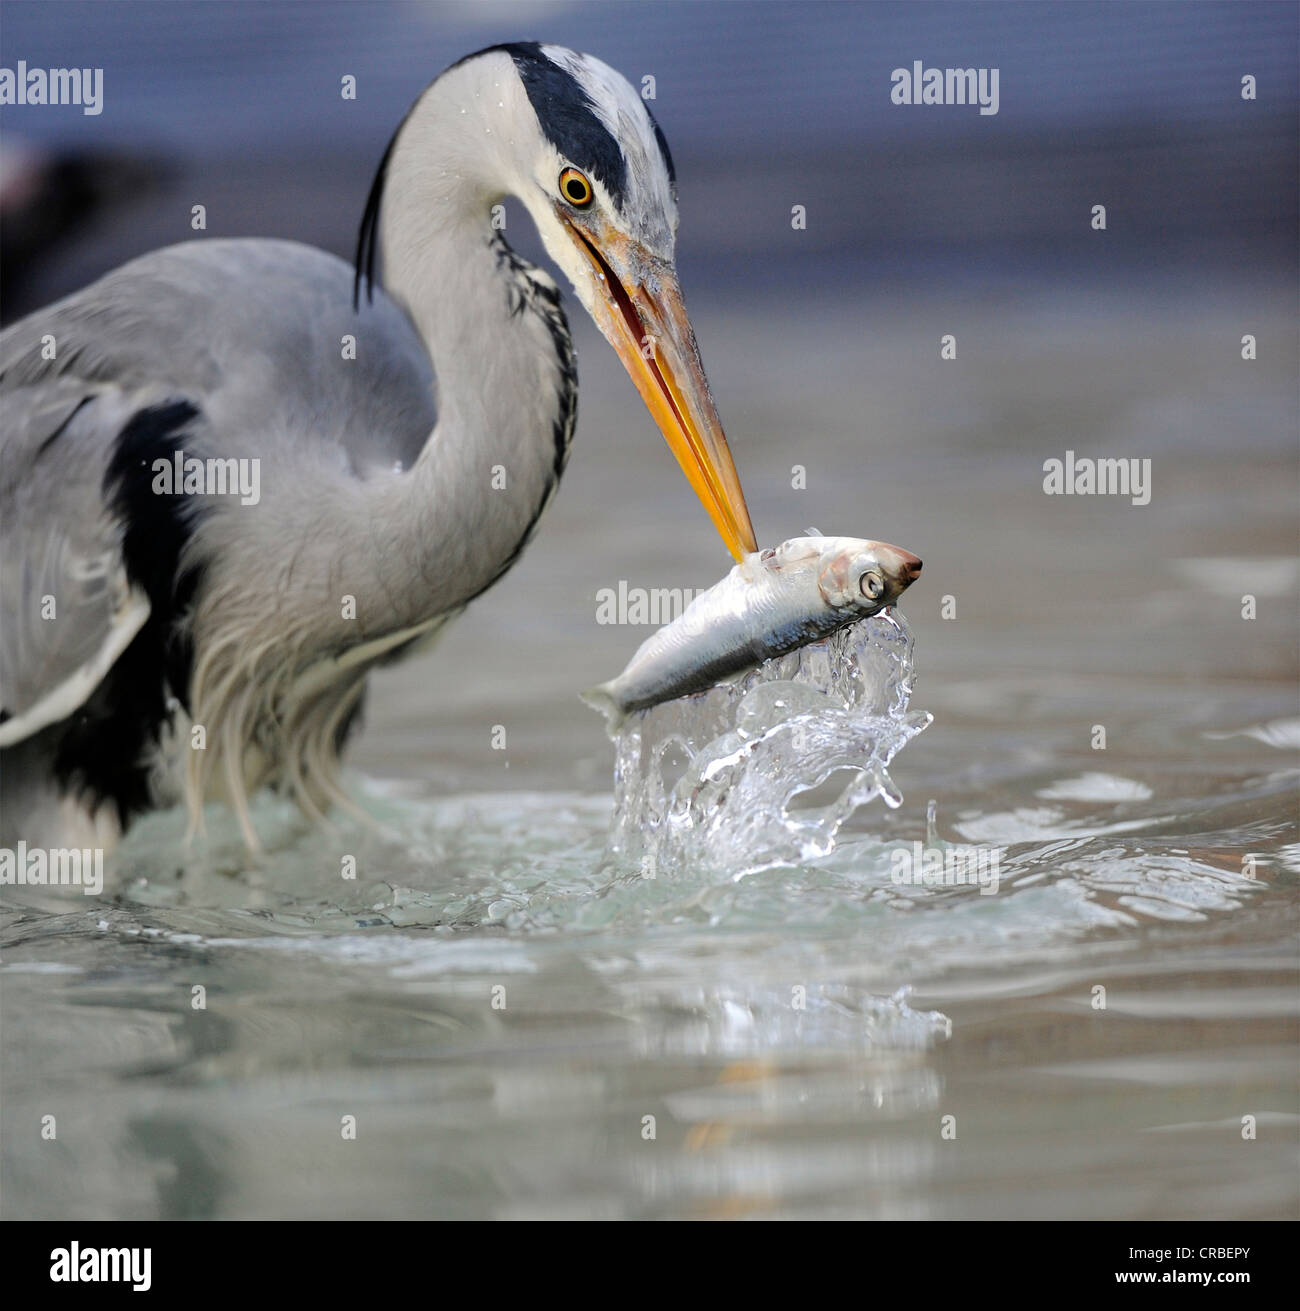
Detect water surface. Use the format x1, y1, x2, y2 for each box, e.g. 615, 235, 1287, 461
1, 0, 1296, 1212
3, 286, 1295, 1218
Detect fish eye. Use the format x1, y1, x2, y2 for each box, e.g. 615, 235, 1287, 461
861, 571, 885, 600
559, 167, 594, 208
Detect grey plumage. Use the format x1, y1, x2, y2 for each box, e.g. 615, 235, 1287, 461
0, 242, 446, 844
2, 239, 439, 707
0, 42, 752, 851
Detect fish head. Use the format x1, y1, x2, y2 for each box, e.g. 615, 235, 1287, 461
818, 539, 923, 614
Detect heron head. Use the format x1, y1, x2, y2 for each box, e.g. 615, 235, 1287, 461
500, 43, 756, 561
358, 43, 756, 560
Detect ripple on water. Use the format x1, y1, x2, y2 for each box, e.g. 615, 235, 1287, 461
9, 600, 1278, 994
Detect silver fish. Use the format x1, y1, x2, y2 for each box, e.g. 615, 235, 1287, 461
582, 534, 923, 728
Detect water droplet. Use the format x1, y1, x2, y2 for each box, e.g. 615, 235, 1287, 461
601, 613, 928, 877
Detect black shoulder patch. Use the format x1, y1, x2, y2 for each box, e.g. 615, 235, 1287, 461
104, 400, 205, 654
53, 401, 208, 827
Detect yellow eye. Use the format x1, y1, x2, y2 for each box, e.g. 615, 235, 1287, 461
559, 167, 593, 208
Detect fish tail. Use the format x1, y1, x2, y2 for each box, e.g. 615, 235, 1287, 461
579, 683, 625, 733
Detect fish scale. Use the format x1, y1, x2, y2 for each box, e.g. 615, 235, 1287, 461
582, 533, 922, 729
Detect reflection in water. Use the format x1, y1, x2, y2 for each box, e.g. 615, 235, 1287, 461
2, 740, 1294, 1219
2, 209, 1296, 1219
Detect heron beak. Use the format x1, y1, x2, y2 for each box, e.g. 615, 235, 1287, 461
562, 216, 757, 560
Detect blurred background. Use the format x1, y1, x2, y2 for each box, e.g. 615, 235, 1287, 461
2, 0, 1294, 789
4, 0, 1298, 306
2, 1, 1296, 1221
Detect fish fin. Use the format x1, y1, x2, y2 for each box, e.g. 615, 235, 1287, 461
579, 683, 625, 733
803, 526, 823, 537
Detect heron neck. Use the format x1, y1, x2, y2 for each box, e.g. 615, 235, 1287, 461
375, 169, 576, 616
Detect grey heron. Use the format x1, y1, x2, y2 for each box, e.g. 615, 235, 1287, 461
0, 42, 757, 852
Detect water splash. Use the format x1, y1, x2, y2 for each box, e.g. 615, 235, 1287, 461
604, 610, 930, 877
